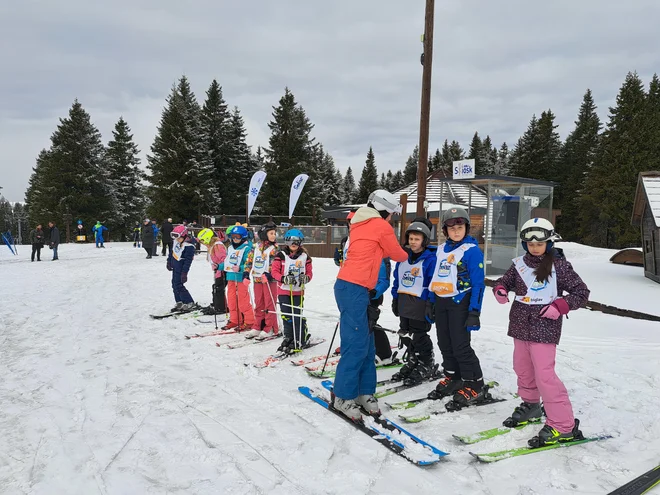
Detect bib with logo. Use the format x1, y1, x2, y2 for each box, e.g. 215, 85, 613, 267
513, 256, 557, 305
397, 258, 425, 297
430, 243, 476, 297
172, 241, 193, 261
251, 244, 275, 277
225, 244, 249, 273
279, 253, 308, 291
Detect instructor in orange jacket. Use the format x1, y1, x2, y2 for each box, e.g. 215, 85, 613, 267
332, 190, 408, 420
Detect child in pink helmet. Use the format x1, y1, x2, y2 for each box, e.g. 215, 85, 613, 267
167, 225, 197, 312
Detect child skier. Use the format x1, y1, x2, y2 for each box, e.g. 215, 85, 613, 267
427, 207, 486, 407
244, 222, 280, 339
220, 225, 254, 330
271, 229, 313, 354
493, 218, 590, 447
390, 219, 437, 386
167, 225, 196, 312
132, 222, 141, 247
92, 221, 108, 248
196, 228, 227, 315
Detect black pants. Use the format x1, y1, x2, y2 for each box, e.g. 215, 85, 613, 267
162, 240, 173, 257
368, 295, 392, 360
399, 317, 433, 363
31, 243, 42, 261
278, 294, 308, 345
144, 247, 152, 257
435, 295, 483, 380
212, 277, 226, 313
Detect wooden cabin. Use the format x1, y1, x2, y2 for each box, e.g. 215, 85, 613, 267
631, 171, 660, 283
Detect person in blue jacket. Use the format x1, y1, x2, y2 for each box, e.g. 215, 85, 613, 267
167, 225, 196, 312
151, 219, 160, 257
390, 218, 438, 386
92, 221, 108, 248
427, 207, 486, 407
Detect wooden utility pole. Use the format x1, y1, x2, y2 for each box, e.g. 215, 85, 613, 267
416, 0, 435, 217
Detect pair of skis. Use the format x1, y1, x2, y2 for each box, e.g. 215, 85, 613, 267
244, 337, 327, 368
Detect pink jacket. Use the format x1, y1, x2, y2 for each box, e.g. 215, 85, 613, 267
271, 248, 313, 296
208, 241, 227, 279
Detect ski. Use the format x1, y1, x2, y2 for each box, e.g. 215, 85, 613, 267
247, 338, 327, 368
375, 369, 442, 399
607, 464, 660, 495
184, 328, 241, 340
305, 357, 340, 371
307, 362, 404, 379
452, 422, 540, 445
469, 435, 612, 463
290, 350, 340, 366
298, 385, 447, 466
385, 397, 429, 410
150, 305, 202, 319
219, 333, 282, 349
399, 397, 509, 423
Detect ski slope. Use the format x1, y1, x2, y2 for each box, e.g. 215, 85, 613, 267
1, 242, 659, 494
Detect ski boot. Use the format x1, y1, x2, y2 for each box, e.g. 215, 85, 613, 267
277, 338, 294, 354
528, 419, 583, 448
331, 393, 363, 421
179, 303, 197, 313
427, 372, 463, 400
244, 329, 262, 339
403, 360, 436, 387
170, 302, 184, 312
221, 321, 240, 331
256, 328, 279, 341
445, 379, 489, 411
390, 355, 418, 382
356, 395, 380, 415
503, 401, 544, 428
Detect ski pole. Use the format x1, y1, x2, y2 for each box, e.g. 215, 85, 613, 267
265, 279, 282, 332
319, 321, 340, 377
212, 283, 218, 330
290, 286, 297, 350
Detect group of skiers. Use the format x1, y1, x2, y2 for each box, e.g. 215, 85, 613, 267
134, 218, 174, 259
328, 189, 590, 449
161, 187, 590, 449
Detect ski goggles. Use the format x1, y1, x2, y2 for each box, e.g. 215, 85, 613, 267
170, 231, 187, 240
286, 239, 302, 247
444, 217, 467, 228
520, 227, 556, 242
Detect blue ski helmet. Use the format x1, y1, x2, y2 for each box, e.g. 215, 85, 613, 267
229, 225, 248, 239
284, 228, 304, 246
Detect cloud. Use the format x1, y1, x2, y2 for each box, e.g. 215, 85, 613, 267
1, 0, 658, 203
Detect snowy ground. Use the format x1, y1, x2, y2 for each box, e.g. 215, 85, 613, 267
1, 241, 659, 494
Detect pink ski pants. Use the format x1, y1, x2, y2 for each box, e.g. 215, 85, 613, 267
513, 339, 575, 433
252, 281, 279, 332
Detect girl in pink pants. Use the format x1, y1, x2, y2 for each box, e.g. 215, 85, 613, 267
493, 218, 590, 448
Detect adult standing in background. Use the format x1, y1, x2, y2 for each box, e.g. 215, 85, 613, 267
48, 221, 60, 261
151, 219, 160, 257
141, 218, 154, 259
30, 224, 46, 262
161, 218, 173, 257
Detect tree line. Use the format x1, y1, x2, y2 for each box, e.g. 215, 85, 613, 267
19, 71, 660, 249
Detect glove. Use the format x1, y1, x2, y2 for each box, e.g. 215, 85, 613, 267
242, 278, 250, 287
391, 298, 399, 317
283, 274, 296, 285
424, 302, 435, 324
260, 274, 269, 284
368, 289, 377, 300
298, 273, 310, 285
211, 262, 218, 270
166, 260, 173, 271
367, 304, 380, 331
181, 272, 188, 284
493, 285, 509, 304
539, 298, 569, 320
465, 311, 481, 332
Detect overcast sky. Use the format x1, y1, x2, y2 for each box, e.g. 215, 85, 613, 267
1, 0, 658, 203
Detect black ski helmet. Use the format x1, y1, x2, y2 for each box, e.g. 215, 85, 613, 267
258, 221, 277, 242
405, 221, 432, 247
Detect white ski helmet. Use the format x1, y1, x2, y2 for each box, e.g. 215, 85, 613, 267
367, 189, 402, 215
520, 218, 561, 242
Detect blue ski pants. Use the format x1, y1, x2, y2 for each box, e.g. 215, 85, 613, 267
333, 279, 376, 400
172, 263, 193, 304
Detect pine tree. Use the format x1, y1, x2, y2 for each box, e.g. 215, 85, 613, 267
403, 145, 419, 184
105, 117, 146, 240
385, 170, 395, 191
646, 74, 660, 173
378, 172, 388, 190
448, 140, 465, 163
342, 166, 357, 203
356, 147, 379, 203
262, 88, 316, 217
480, 135, 497, 175
147, 77, 220, 222
24, 100, 109, 230
391, 170, 404, 191
428, 149, 442, 173
319, 150, 342, 207
555, 89, 601, 240
510, 111, 562, 181
467, 132, 483, 173
202, 79, 231, 210
495, 142, 510, 175
509, 115, 539, 177
222, 107, 258, 216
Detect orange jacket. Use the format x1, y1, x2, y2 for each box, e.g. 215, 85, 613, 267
337, 207, 407, 289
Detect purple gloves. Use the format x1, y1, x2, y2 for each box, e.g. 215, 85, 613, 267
493, 285, 509, 304
539, 298, 570, 320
